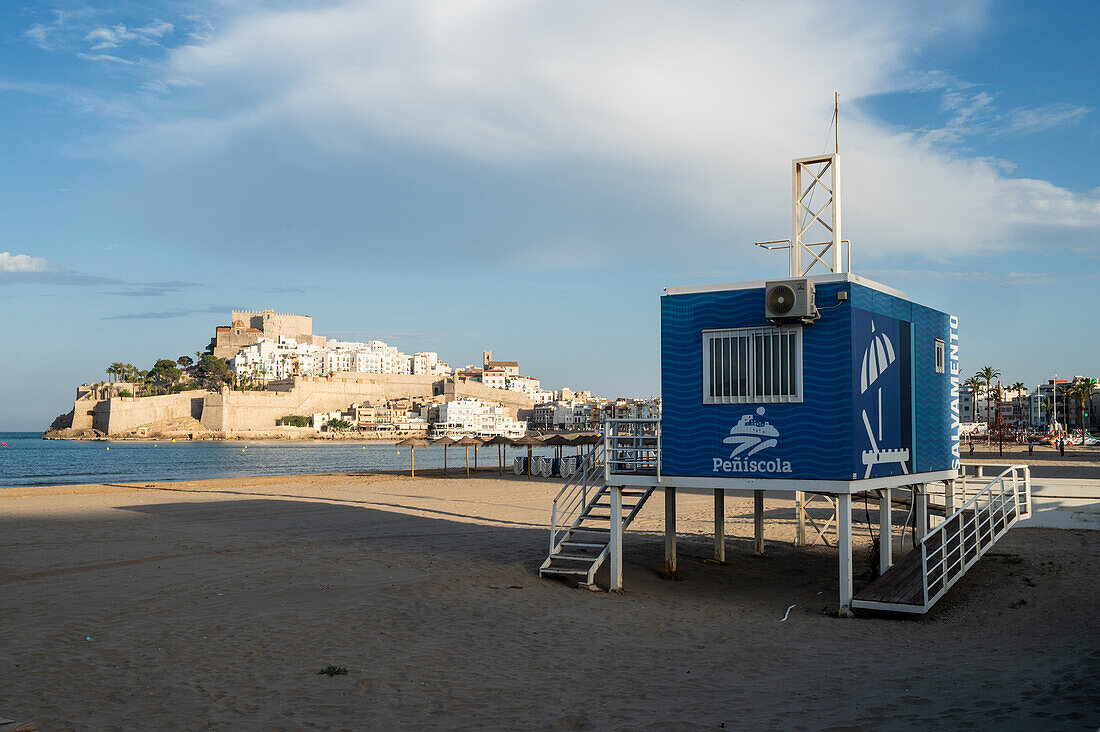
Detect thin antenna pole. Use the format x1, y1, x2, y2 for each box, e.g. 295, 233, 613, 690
834, 91, 839, 154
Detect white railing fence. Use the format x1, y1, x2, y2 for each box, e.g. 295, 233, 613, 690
549, 443, 605, 556
921, 464, 1031, 608
604, 419, 661, 479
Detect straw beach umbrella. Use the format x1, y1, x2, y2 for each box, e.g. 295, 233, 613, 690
482, 435, 513, 475
395, 436, 431, 477
541, 433, 573, 460
510, 435, 545, 479
570, 433, 601, 465
452, 435, 482, 477
433, 436, 457, 475
571, 432, 601, 454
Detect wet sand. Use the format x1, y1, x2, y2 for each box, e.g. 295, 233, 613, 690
1, 472, 1097, 729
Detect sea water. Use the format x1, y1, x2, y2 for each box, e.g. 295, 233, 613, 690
0, 432, 555, 488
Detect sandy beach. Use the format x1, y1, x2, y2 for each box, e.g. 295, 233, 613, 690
1, 472, 1097, 729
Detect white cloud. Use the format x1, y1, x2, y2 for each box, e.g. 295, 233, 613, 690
917, 75, 1091, 144
0, 252, 50, 273
111, 0, 1099, 261
24, 8, 94, 50
1001, 103, 1091, 136
86, 21, 174, 50
77, 52, 135, 65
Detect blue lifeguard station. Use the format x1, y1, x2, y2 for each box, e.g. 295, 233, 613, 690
541, 150, 1031, 615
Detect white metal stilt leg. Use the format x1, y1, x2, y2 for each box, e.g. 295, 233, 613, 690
879, 488, 892, 573
664, 487, 678, 579
714, 489, 725, 563
838, 493, 853, 617
915, 484, 928, 539
609, 486, 623, 592
754, 490, 765, 555
795, 490, 806, 546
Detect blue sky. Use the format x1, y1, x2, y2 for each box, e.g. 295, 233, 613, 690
1, 0, 1097, 430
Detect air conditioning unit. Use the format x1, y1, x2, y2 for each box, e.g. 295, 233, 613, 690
765, 278, 818, 323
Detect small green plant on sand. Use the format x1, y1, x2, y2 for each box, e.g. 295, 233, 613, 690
317, 664, 348, 676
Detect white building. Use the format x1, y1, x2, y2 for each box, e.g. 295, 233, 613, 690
431, 398, 527, 438
411, 352, 452, 377
231, 337, 323, 381
482, 368, 507, 389
505, 375, 541, 397
326, 339, 411, 375
555, 388, 591, 402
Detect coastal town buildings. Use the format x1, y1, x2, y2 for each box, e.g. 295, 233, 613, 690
531, 397, 661, 431
958, 377, 1097, 430
428, 398, 527, 438
230, 337, 453, 382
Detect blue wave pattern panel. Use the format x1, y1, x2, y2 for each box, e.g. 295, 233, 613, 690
660, 282, 853, 480
912, 304, 954, 473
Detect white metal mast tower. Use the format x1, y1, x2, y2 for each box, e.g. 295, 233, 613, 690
757, 92, 850, 277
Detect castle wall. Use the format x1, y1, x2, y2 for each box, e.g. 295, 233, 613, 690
71, 395, 98, 431
201, 374, 441, 432
212, 326, 263, 359
102, 391, 206, 434
56, 372, 535, 436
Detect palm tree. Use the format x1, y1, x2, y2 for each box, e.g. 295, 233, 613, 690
1040, 397, 1053, 429
1066, 380, 1093, 433
976, 366, 1001, 441
1088, 381, 1097, 432
1007, 382, 1027, 427
963, 376, 983, 424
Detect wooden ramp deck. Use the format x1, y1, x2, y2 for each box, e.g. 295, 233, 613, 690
853, 547, 925, 610
853, 472, 1029, 614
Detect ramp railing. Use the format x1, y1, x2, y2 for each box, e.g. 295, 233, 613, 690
921, 464, 1031, 608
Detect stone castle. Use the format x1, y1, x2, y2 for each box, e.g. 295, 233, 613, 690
210, 309, 326, 359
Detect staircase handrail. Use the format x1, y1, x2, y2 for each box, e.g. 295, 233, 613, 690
920, 464, 1030, 608
549, 444, 605, 556
604, 418, 661, 477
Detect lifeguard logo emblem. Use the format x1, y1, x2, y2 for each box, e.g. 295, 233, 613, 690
713, 407, 792, 474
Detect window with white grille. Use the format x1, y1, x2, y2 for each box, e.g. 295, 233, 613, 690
702, 326, 803, 404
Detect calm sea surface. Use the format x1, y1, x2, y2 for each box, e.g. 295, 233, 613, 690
0, 432, 555, 488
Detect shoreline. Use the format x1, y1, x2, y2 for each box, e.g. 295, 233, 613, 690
40, 430, 410, 442
1, 467, 558, 495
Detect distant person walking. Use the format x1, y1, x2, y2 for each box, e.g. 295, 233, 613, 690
1058, 438, 1065, 457
968, 440, 974, 457
1028, 439, 1034, 457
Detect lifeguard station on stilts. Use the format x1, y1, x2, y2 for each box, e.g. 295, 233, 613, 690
540, 98, 1032, 615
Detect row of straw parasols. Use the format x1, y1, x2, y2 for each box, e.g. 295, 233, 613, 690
395, 433, 600, 478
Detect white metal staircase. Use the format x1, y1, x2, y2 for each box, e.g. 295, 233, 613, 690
540, 444, 655, 587
853, 464, 1031, 613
